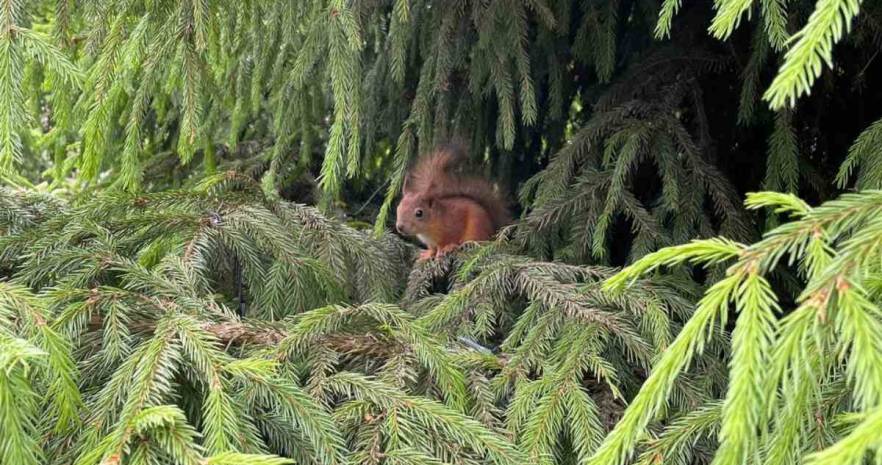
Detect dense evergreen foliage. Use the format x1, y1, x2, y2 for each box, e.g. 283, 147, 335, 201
2, 0, 882, 464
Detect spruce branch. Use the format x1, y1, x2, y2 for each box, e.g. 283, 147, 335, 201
764, 0, 864, 109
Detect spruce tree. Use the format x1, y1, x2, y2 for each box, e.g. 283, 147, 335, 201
2, 1, 882, 464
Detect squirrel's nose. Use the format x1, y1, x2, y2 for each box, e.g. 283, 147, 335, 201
395, 222, 404, 234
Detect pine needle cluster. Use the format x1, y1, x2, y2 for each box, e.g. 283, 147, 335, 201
518, 45, 752, 263
0, 179, 708, 464
594, 190, 882, 465
2, 0, 870, 207
0, 181, 416, 464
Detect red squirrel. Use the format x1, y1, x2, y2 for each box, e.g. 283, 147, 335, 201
395, 143, 510, 261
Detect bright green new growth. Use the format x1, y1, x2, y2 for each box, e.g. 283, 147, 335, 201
659, 0, 865, 110
763, 0, 863, 109
591, 190, 882, 465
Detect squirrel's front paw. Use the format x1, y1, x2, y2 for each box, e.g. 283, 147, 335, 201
435, 244, 460, 257
417, 248, 436, 261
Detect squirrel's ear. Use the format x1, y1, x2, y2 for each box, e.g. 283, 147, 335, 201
402, 174, 413, 194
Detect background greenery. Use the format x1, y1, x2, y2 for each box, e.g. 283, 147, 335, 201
2, 0, 882, 464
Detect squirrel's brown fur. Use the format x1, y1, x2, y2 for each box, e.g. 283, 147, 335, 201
402, 143, 511, 229
396, 143, 511, 260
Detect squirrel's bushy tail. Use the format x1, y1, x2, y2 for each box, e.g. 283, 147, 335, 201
404, 143, 511, 230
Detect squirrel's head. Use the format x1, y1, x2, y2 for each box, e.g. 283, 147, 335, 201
395, 191, 437, 243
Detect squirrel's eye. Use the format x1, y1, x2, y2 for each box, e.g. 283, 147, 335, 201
415, 209, 424, 218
